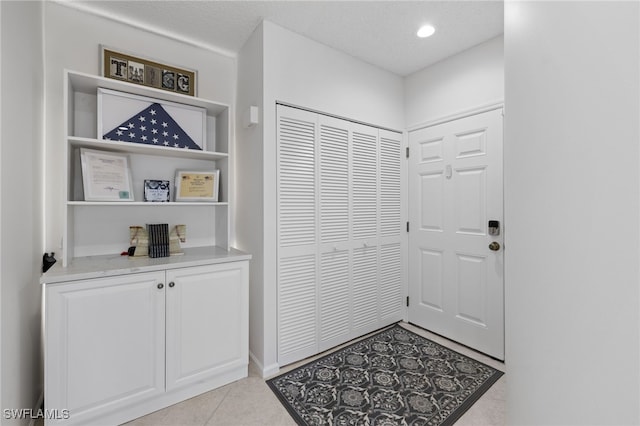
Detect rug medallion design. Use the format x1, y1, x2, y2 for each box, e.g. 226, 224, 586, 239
267, 324, 503, 426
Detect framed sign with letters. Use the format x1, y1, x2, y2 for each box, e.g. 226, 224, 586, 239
101, 46, 197, 96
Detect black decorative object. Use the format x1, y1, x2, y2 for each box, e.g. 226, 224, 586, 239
42, 252, 57, 273
267, 324, 503, 426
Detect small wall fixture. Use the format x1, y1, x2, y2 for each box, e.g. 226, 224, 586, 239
243, 106, 259, 128
417, 25, 436, 38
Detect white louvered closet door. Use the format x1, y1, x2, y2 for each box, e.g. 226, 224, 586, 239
378, 130, 404, 321
318, 115, 352, 350
277, 105, 405, 366
351, 123, 381, 336
277, 107, 318, 365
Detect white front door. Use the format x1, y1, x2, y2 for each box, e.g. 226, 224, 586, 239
408, 107, 504, 360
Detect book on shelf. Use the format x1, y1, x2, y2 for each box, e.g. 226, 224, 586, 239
147, 223, 169, 258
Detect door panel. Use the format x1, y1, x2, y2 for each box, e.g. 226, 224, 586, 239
45, 273, 165, 422
455, 166, 486, 235
455, 128, 487, 158
420, 137, 445, 163
409, 107, 504, 360
420, 172, 445, 231
419, 248, 444, 311
165, 263, 247, 391
455, 252, 487, 326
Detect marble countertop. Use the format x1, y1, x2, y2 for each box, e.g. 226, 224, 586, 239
41, 246, 251, 284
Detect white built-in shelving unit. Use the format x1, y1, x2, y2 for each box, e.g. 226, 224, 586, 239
41, 70, 249, 426
62, 70, 233, 266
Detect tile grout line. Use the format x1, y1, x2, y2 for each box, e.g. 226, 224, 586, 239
202, 385, 233, 425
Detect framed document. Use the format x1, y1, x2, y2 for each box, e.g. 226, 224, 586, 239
175, 170, 220, 202
80, 148, 134, 202
144, 179, 170, 202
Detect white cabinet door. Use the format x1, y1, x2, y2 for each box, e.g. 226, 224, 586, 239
45, 272, 165, 425
165, 262, 249, 391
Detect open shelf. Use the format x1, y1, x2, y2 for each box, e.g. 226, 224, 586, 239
67, 201, 229, 207
68, 136, 229, 160
68, 70, 229, 117
62, 69, 233, 266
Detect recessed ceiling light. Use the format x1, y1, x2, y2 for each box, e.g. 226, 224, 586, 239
417, 24, 436, 38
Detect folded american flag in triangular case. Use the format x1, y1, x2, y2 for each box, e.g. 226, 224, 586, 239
103, 103, 202, 150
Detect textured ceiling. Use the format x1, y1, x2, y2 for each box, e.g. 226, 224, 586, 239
60, 0, 504, 77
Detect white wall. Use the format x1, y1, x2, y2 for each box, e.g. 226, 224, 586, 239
42, 2, 237, 255
235, 23, 266, 372
236, 21, 404, 375
263, 20, 405, 131
1, 1, 44, 422
504, 1, 640, 424
404, 35, 504, 128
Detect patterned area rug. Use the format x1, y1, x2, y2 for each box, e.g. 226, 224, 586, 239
267, 324, 503, 426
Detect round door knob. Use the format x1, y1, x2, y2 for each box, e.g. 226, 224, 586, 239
157, 283, 164, 289
169, 282, 175, 288
489, 242, 501, 251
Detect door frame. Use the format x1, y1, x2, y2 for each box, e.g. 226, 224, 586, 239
405, 101, 505, 359
406, 101, 505, 133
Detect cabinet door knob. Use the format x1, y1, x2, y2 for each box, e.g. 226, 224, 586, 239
169, 281, 175, 288
157, 283, 164, 289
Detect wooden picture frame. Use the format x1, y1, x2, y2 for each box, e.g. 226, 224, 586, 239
101, 46, 197, 96
174, 170, 220, 202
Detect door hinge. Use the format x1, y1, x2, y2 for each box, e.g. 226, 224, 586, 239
406, 296, 410, 307
406, 147, 409, 158
406, 221, 409, 232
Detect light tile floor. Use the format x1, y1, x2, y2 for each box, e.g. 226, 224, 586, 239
124, 322, 505, 425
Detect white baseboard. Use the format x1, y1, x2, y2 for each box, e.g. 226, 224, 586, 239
249, 351, 279, 378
